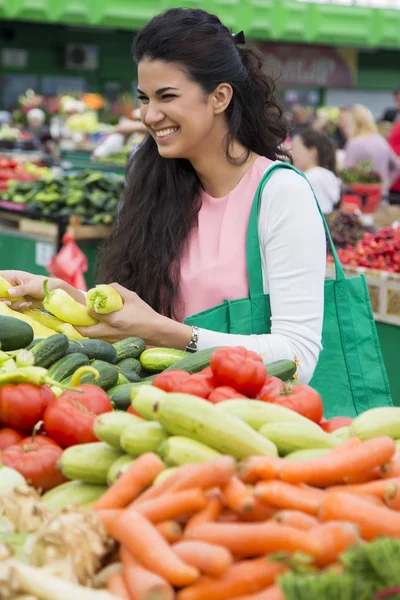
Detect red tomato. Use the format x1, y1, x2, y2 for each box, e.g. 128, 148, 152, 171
2, 439, 65, 491
257, 377, 285, 402
43, 386, 113, 448
19, 434, 60, 447
320, 416, 353, 433
269, 385, 324, 423
208, 386, 247, 404
0, 384, 55, 432
210, 346, 266, 397
127, 405, 144, 418
152, 370, 190, 392
174, 373, 217, 399
0, 428, 24, 450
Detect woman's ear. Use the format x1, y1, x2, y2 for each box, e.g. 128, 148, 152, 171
212, 83, 233, 114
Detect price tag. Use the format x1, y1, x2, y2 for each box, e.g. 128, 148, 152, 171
35, 242, 55, 267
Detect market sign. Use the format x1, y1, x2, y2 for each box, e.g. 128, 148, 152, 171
256, 43, 358, 88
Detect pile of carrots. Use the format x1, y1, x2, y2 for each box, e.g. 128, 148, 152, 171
92, 435, 400, 600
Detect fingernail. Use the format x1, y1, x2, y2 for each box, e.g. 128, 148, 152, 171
8, 289, 16, 297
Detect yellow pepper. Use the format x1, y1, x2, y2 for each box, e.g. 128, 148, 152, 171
43, 280, 98, 327
0, 275, 25, 302
86, 284, 124, 315
0, 301, 54, 338
24, 308, 86, 339
56, 323, 87, 340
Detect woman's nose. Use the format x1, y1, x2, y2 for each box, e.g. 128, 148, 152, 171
143, 103, 164, 127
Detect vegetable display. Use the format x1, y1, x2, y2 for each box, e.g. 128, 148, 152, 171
0, 158, 50, 191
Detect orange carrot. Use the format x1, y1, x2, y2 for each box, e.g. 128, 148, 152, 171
254, 481, 324, 515
218, 509, 240, 523
132, 464, 196, 506
92, 453, 164, 510
155, 520, 183, 543
238, 456, 281, 484
120, 546, 174, 600
185, 496, 222, 533
319, 491, 400, 540
107, 572, 130, 599
309, 521, 360, 566
273, 510, 318, 531
233, 585, 285, 600
176, 557, 287, 600
184, 521, 320, 558
172, 540, 233, 577
384, 484, 400, 510
98, 509, 123, 530
279, 436, 396, 487
361, 494, 386, 507
329, 477, 400, 499
238, 498, 276, 522
381, 451, 400, 479
331, 437, 362, 452
222, 476, 256, 515
136, 488, 207, 523
344, 467, 381, 484
108, 510, 199, 587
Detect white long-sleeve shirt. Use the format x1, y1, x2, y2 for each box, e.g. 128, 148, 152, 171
196, 168, 326, 383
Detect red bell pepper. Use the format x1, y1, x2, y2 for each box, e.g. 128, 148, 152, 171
1, 434, 65, 491
208, 386, 247, 404
152, 370, 190, 392
210, 346, 266, 396
0, 427, 25, 450
43, 366, 113, 448
0, 384, 55, 432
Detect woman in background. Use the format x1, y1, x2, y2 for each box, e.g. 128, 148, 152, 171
291, 129, 341, 215
345, 104, 400, 199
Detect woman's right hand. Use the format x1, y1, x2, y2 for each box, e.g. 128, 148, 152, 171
0, 270, 61, 311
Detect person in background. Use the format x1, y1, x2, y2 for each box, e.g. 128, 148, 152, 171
290, 104, 311, 136
26, 108, 58, 164
345, 104, 400, 199
291, 129, 341, 215
388, 121, 400, 203
381, 86, 400, 124
332, 106, 351, 150
92, 108, 147, 159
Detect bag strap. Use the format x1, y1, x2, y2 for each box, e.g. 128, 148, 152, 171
246, 161, 345, 302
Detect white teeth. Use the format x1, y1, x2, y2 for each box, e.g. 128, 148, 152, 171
155, 127, 178, 138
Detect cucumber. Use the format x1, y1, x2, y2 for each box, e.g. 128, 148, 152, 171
107, 382, 150, 411
117, 372, 131, 386
42, 481, 107, 511
27, 338, 43, 350
107, 455, 136, 485
66, 339, 117, 363
139, 348, 189, 373
0, 315, 34, 351
113, 337, 146, 361
259, 422, 339, 456
131, 385, 167, 420
164, 347, 218, 374
154, 393, 278, 459
121, 422, 168, 456
60, 442, 123, 484
158, 436, 221, 466
266, 360, 297, 381
350, 407, 400, 440
63, 360, 119, 390
117, 357, 141, 383
47, 352, 90, 382
94, 411, 144, 449
30, 334, 68, 368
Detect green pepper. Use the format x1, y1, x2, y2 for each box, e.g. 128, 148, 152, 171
0, 366, 80, 389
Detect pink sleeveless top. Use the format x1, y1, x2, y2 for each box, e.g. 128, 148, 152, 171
177, 156, 272, 320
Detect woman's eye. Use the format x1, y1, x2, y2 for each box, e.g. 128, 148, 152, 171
161, 94, 177, 101
137, 96, 149, 104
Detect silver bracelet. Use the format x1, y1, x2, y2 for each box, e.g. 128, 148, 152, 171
185, 325, 199, 353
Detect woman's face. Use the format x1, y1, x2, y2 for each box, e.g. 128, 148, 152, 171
137, 59, 217, 160
291, 135, 316, 172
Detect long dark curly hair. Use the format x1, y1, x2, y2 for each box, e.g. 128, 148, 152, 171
98, 8, 291, 319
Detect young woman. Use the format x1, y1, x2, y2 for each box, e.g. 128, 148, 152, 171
345, 104, 400, 198
0, 8, 326, 384
291, 129, 341, 215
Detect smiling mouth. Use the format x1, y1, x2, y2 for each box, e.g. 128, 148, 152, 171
154, 127, 179, 139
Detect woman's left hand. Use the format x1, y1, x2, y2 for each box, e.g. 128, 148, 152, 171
76, 283, 163, 344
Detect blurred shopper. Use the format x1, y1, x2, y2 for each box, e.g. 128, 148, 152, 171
381, 86, 400, 124
290, 104, 311, 136
26, 108, 58, 164
388, 121, 400, 203
291, 129, 340, 215
93, 108, 147, 159
332, 106, 351, 150
345, 104, 400, 199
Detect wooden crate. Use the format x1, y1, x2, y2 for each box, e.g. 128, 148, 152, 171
326, 263, 400, 326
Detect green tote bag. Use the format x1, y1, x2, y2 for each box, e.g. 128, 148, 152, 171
184, 162, 392, 418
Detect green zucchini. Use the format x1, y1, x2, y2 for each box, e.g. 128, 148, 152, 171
113, 337, 146, 361
139, 347, 189, 373
0, 315, 34, 351
117, 358, 141, 382
164, 347, 218, 374
42, 481, 107, 511
60, 442, 123, 484
266, 359, 297, 381
107, 382, 146, 411
107, 455, 136, 485
94, 411, 144, 449
121, 422, 168, 456
47, 352, 90, 382
63, 360, 119, 390
66, 339, 117, 363
30, 334, 68, 368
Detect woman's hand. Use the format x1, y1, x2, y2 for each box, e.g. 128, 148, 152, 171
0, 270, 85, 311
77, 283, 192, 348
